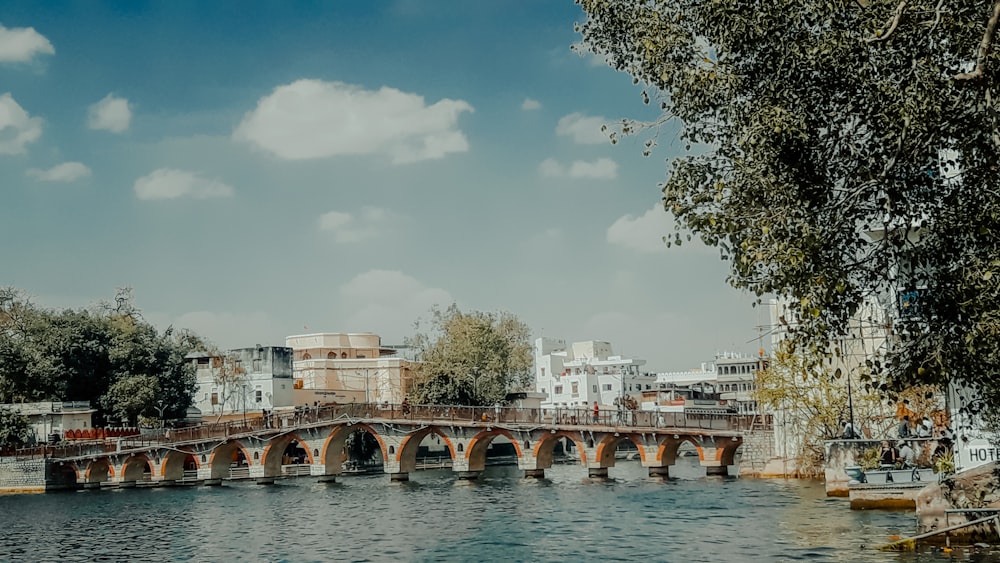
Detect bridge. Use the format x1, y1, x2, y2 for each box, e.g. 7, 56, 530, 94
26, 403, 760, 491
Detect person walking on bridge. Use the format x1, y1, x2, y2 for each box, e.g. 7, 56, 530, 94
592, 401, 600, 424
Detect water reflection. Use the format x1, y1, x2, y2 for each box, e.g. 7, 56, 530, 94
0, 458, 979, 562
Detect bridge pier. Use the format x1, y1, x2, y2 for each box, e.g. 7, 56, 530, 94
705, 465, 730, 476
256, 477, 276, 485
317, 475, 337, 483
523, 469, 545, 479
456, 471, 480, 480
647, 466, 671, 478
390, 473, 409, 482
203, 479, 223, 486
588, 467, 609, 479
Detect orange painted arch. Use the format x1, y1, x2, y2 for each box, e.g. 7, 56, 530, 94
465, 428, 524, 460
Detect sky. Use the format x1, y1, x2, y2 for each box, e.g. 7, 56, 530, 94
0, 1, 767, 372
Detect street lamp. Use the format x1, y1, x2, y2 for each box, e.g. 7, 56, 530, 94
467, 367, 482, 405
154, 399, 169, 431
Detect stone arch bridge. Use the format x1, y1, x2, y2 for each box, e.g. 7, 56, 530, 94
41, 404, 753, 490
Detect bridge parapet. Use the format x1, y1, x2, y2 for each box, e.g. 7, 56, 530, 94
30, 404, 750, 490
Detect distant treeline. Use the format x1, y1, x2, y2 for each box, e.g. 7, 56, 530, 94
0, 287, 206, 426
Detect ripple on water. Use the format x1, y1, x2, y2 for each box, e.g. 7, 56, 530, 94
0, 461, 935, 563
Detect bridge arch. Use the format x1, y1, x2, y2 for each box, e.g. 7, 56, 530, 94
320, 423, 387, 475
161, 450, 199, 481
51, 462, 79, 488
84, 458, 114, 484
655, 435, 700, 467
465, 428, 524, 472
593, 433, 645, 469
716, 437, 742, 467
397, 426, 455, 474
208, 440, 252, 479
120, 454, 153, 483
262, 432, 314, 478
532, 431, 586, 470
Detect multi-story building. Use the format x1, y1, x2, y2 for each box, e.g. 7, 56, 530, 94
189, 346, 294, 421
285, 332, 413, 405
534, 337, 655, 410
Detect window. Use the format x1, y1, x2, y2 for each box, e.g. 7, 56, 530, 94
571, 382, 579, 396
541, 368, 545, 377
603, 384, 612, 391
302, 353, 312, 360
252, 359, 261, 372
255, 390, 262, 403
211, 392, 219, 405
554, 385, 563, 394
328, 352, 336, 359
197, 357, 209, 365
592, 385, 598, 393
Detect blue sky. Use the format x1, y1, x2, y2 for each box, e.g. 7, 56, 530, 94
0, 1, 765, 371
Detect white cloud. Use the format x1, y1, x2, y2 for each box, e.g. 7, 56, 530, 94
133, 168, 235, 200
318, 206, 397, 243
521, 98, 541, 111
556, 112, 609, 144
233, 79, 474, 164
0, 93, 42, 154
539, 157, 618, 180
26, 161, 91, 182
339, 270, 453, 339
606, 205, 671, 253
88, 94, 132, 133
0, 23, 54, 63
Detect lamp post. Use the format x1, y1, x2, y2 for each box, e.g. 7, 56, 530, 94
467, 367, 482, 406
155, 399, 168, 428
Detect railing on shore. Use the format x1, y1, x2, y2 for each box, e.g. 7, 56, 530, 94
3, 403, 770, 461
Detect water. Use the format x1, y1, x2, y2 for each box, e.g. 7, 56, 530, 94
0, 460, 987, 562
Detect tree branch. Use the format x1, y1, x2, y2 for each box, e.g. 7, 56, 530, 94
955, 1, 1000, 81
928, 0, 945, 33
866, 1, 907, 43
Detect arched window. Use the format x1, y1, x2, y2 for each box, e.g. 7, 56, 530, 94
327, 352, 336, 359
457, 443, 464, 452
524, 441, 530, 449
341, 352, 347, 358
303, 353, 312, 360
253, 451, 260, 460
388, 446, 395, 455
313, 449, 319, 457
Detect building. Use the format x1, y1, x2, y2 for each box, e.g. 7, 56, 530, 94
534, 337, 656, 410
285, 333, 414, 405
189, 346, 295, 421
715, 352, 764, 415
0, 401, 95, 444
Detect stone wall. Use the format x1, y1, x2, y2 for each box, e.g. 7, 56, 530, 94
824, 439, 882, 496
738, 429, 776, 477
916, 462, 1000, 544
0, 458, 48, 494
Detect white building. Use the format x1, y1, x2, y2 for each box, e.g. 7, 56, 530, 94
1, 401, 96, 444
285, 333, 413, 405
534, 337, 655, 410
189, 346, 295, 421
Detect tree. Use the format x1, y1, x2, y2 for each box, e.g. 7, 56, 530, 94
576, 2, 1000, 410
754, 342, 890, 475
101, 374, 159, 426
0, 408, 30, 448
405, 305, 533, 406
0, 287, 202, 424
209, 351, 250, 422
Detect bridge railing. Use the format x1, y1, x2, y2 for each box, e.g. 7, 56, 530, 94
101, 403, 767, 449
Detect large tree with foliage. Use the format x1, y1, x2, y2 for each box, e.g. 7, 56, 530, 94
405, 305, 533, 406
577, 1, 1000, 408
0, 408, 30, 448
0, 287, 202, 425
